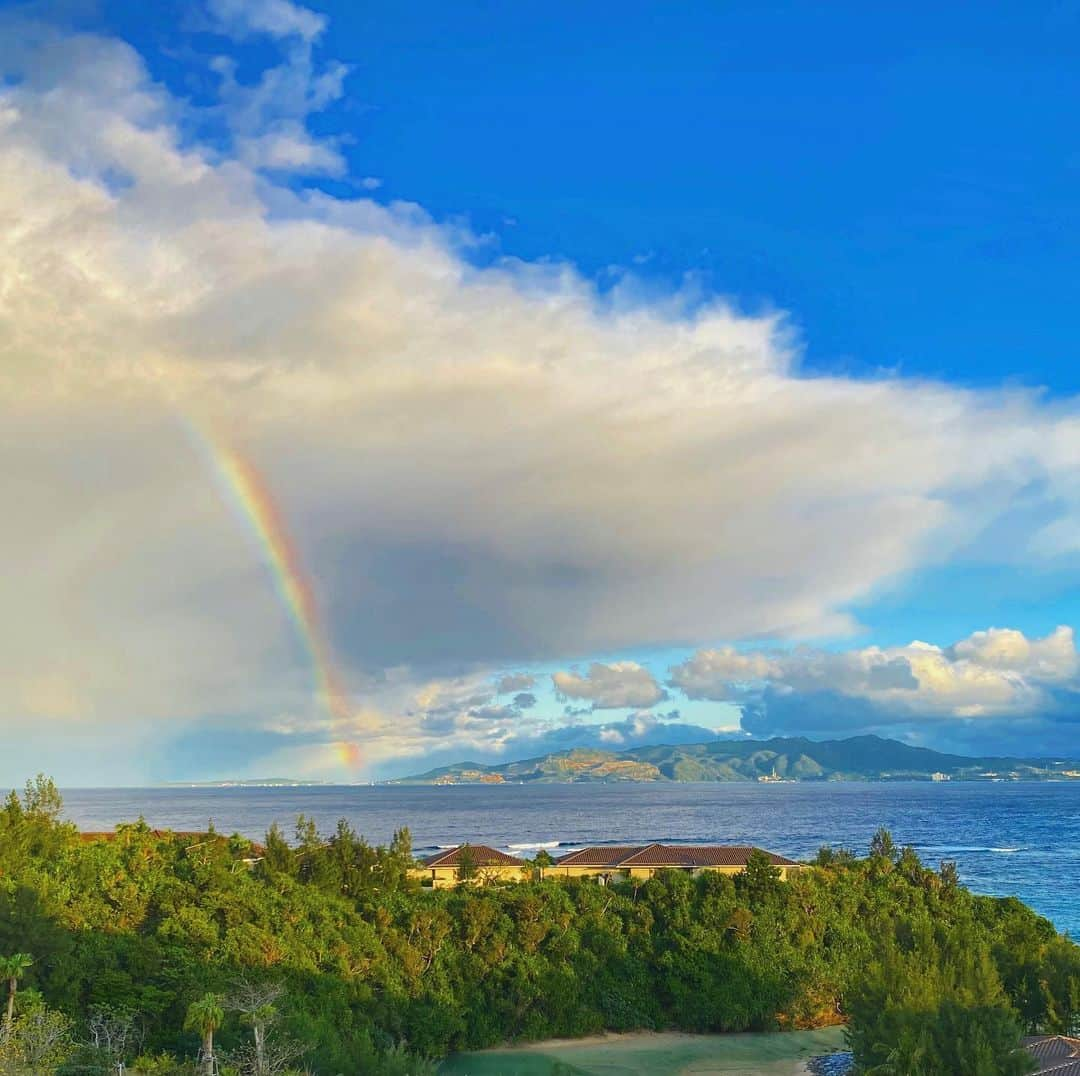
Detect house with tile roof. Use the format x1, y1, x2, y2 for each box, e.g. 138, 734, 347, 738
1025, 1035, 1080, 1074
544, 843, 802, 883
413, 844, 527, 888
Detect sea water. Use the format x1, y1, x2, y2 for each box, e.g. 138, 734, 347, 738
61, 781, 1080, 935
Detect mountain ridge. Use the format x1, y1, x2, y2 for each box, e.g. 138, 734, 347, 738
390, 734, 1080, 785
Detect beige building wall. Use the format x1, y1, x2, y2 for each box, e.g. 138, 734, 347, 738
543, 865, 620, 880
412, 864, 528, 889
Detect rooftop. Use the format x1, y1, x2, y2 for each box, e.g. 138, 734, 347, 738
420, 844, 525, 868
1025, 1036, 1080, 1074
553, 843, 799, 868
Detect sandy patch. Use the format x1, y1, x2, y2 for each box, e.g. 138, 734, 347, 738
439, 1026, 847, 1075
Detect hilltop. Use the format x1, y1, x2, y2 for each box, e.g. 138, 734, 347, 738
391, 734, 1080, 784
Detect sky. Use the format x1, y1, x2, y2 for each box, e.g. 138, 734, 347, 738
4, 0, 1080, 784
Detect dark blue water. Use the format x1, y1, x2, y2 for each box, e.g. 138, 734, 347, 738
61, 782, 1080, 936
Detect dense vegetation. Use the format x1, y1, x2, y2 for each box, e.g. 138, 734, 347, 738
0, 777, 1077, 1074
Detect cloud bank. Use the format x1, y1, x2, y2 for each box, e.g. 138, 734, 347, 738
3, 3, 1080, 779
669, 626, 1080, 753
553, 662, 667, 710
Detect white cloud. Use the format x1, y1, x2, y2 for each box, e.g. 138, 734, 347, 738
670, 626, 1079, 720
947, 625, 1078, 681
553, 662, 667, 710
495, 673, 536, 694
209, 32, 349, 177
4, 11, 1080, 779
207, 0, 326, 41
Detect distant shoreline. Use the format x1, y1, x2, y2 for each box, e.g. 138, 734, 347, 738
395, 734, 1080, 786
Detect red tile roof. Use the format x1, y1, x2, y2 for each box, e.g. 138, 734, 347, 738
553, 843, 799, 869
551, 845, 650, 867
1025, 1037, 1080, 1073
421, 845, 525, 868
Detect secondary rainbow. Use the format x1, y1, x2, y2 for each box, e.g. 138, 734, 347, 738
188, 418, 362, 768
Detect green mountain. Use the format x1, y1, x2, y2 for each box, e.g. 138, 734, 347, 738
391, 734, 1080, 784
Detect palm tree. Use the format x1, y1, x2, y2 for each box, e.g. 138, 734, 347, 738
184, 993, 225, 1076
0, 953, 33, 1041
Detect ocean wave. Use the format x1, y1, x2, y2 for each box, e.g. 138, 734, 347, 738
506, 841, 561, 852
918, 845, 1025, 854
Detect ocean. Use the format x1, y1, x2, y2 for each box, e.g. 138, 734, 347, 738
61, 781, 1080, 936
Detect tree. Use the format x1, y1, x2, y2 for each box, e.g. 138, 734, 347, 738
0, 953, 32, 1041
456, 845, 478, 883
532, 849, 554, 881
3, 1003, 72, 1074
897, 845, 924, 883
185, 994, 225, 1076
228, 1033, 305, 1076
940, 860, 960, 890
870, 827, 898, 863
384, 827, 414, 889
738, 849, 782, 907
261, 824, 294, 877
86, 1006, 141, 1068
847, 927, 1035, 1075
19, 775, 63, 824
228, 979, 287, 1076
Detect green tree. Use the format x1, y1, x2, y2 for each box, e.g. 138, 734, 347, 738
261, 824, 294, 877
847, 928, 1034, 1075
4, 1002, 73, 1074
184, 994, 225, 1076
456, 845, 478, 883
738, 849, 782, 907
0, 953, 33, 1041
870, 827, 898, 863
940, 860, 960, 890
532, 849, 554, 880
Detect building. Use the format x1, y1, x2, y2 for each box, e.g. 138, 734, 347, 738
544, 843, 802, 883
1024, 1036, 1080, 1074
413, 844, 527, 888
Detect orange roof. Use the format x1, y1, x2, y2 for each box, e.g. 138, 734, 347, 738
551, 845, 649, 867
554, 844, 799, 869
421, 844, 525, 868
1025, 1037, 1080, 1074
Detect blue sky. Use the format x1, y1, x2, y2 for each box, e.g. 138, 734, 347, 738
101, 0, 1080, 643
99, 0, 1080, 384
4, 0, 1080, 781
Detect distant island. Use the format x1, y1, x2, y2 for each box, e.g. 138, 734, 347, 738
163, 777, 335, 788
391, 733, 1080, 785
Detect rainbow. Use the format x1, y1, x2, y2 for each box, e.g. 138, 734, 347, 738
186, 418, 362, 769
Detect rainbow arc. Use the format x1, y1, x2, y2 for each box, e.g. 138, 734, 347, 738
188, 418, 362, 769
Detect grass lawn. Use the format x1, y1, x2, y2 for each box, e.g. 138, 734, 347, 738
438, 1025, 848, 1075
